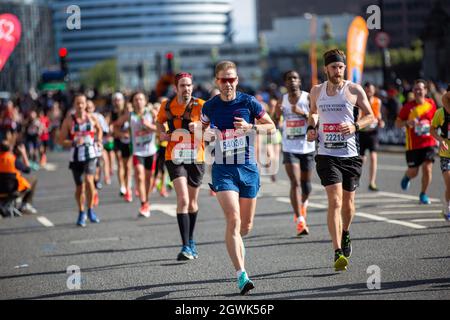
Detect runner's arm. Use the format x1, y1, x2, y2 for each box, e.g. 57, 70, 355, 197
307, 86, 320, 129
90, 115, 103, 144
57, 117, 72, 148
274, 98, 283, 128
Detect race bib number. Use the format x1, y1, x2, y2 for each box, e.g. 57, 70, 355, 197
414, 120, 430, 136
286, 119, 306, 140
74, 132, 94, 147
134, 130, 152, 146
323, 123, 347, 149
219, 130, 247, 157
173, 143, 197, 163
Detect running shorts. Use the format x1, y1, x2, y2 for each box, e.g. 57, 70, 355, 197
165, 161, 205, 188
133, 155, 155, 171
211, 163, 260, 198
359, 130, 379, 156
315, 155, 362, 192
406, 147, 435, 168
282, 151, 315, 171
69, 159, 97, 186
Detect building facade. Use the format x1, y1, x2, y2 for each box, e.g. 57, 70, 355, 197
52, 0, 233, 77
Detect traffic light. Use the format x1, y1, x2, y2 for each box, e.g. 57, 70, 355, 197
166, 52, 174, 74
59, 47, 68, 75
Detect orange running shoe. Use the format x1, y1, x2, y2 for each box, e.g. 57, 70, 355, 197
138, 202, 151, 218
296, 218, 309, 236
124, 191, 133, 203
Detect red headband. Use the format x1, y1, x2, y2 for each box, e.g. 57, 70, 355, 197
175, 72, 192, 86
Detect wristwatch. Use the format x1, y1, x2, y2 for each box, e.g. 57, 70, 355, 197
252, 124, 257, 131
354, 122, 360, 132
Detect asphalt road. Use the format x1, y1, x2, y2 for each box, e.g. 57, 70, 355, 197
0, 149, 449, 300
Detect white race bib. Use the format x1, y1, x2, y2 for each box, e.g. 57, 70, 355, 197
219, 130, 247, 157
173, 143, 197, 163
414, 120, 430, 136
286, 119, 306, 139
323, 123, 347, 149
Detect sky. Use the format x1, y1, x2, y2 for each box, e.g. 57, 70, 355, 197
231, 0, 257, 43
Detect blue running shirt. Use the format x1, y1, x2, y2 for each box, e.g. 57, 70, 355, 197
201, 92, 266, 164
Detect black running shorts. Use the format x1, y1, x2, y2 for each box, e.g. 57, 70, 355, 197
165, 161, 205, 188
406, 147, 435, 168
282, 151, 315, 172
315, 155, 362, 192
359, 130, 379, 156
69, 159, 97, 186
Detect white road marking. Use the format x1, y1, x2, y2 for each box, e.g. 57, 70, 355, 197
275, 197, 428, 229
150, 204, 177, 217
70, 237, 120, 244
42, 163, 57, 171
411, 219, 446, 222
356, 212, 427, 229
37, 216, 54, 227
376, 210, 442, 215
375, 203, 442, 209
377, 191, 440, 202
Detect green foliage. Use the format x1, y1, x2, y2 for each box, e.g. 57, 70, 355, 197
80, 59, 117, 92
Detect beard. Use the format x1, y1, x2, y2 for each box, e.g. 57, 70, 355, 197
327, 71, 342, 84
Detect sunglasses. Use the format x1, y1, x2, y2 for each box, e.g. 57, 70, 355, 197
217, 77, 237, 84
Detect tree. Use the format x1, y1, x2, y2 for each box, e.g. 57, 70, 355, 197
80, 59, 117, 93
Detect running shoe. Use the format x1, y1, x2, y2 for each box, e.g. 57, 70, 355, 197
124, 191, 133, 203
400, 175, 411, 191
334, 249, 349, 271
441, 210, 450, 221
189, 239, 198, 259
119, 186, 127, 197
341, 231, 352, 258
160, 190, 169, 198
237, 271, 255, 295
138, 203, 151, 218
419, 192, 431, 205
39, 154, 47, 166
87, 209, 100, 223
20, 203, 38, 215
296, 219, 309, 236
368, 184, 379, 191
77, 212, 87, 227
177, 245, 194, 261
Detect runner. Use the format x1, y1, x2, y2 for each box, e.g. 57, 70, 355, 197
395, 79, 437, 204
306, 49, 374, 271
58, 93, 102, 227
87, 99, 109, 192
359, 82, 385, 191
112, 93, 133, 202
38, 109, 50, 167
201, 61, 275, 294
275, 70, 315, 236
152, 102, 169, 198
117, 92, 157, 218
156, 72, 206, 260
430, 84, 450, 221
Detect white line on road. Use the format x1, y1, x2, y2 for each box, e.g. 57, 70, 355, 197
375, 203, 442, 209
151, 204, 177, 217
375, 210, 442, 215
275, 197, 428, 229
356, 212, 427, 229
411, 218, 446, 222
377, 191, 440, 202
37, 216, 54, 227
